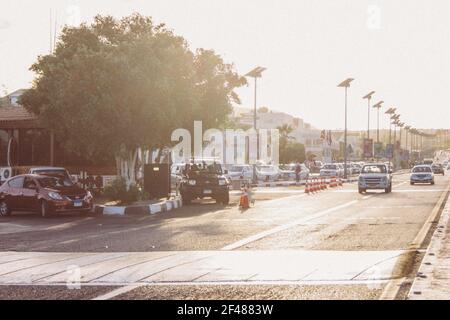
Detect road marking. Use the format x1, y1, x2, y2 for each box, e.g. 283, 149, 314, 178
92, 284, 144, 300
221, 199, 359, 250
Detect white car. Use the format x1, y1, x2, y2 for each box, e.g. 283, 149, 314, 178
256, 165, 280, 181
358, 163, 392, 193
410, 165, 434, 185
279, 164, 310, 180
227, 165, 253, 180
320, 164, 342, 177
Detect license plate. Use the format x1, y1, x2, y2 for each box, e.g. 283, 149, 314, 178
73, 200, 83, 207
203, 189, 212, 194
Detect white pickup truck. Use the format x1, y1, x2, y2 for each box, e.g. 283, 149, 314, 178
358, 163, 393, 194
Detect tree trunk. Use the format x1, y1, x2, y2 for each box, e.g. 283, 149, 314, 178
115, 148, 138, 188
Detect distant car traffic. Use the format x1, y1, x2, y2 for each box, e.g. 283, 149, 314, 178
256, 165, 280, 181
431, 164, 445, 175
410, 165, 435, 185
278, 164, 310, 181
320, 164, 342, 177
0, 174, 93, 217
227, 164, 254, 181
358, 163, 392, 194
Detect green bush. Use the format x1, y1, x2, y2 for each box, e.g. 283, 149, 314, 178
103, 177, 148, 204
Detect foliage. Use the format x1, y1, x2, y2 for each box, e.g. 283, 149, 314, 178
103, 177, 148, 204
20, 13, 246, 185
280, 142, 306, 164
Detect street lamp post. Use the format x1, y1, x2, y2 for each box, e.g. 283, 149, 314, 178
338, 78, 354, 180
245, 67, 266, 184
372, 101, 384, 143
363, 91, 375, 140
385, 108, 396, 145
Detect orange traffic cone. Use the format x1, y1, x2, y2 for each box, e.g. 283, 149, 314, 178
239, 192, 250, 209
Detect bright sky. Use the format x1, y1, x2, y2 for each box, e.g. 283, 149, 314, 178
1, 0, 449, 130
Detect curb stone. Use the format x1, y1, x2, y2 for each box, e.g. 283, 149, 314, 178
407, 192, 450, 299
94, 197, 182, 216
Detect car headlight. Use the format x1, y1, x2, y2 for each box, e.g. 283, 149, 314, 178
48, 191, 63, 200
188, 179, 196, 186
218, 179, 227, 186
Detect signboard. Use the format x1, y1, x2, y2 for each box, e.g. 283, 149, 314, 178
374, 142, 384, 158
385, 144, 394, 158
363, 139, 373, 158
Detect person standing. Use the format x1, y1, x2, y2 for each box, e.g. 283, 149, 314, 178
295, 161, 302, 183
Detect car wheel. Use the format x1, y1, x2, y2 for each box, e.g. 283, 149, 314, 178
40, 200, 52, 218
410, 182, 414, 185
358, 188, 365, 194
221, 193, 230, 205
0, 201, 11, 217
431, 181, 435, 185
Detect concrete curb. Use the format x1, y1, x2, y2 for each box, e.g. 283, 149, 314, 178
94, 197, 182, 216
407, 191, 450, 299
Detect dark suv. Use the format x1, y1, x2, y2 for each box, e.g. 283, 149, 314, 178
432, 164, 445, 175
179, 162, 230, 205
0, 174, 93, 217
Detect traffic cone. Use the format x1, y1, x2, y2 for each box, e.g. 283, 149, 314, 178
305, 179, 310, 194
239, 191, 250, 209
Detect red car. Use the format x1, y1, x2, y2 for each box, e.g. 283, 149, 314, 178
0, 174, 93, 217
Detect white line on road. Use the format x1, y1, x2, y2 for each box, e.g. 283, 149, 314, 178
221, 199, 359, 251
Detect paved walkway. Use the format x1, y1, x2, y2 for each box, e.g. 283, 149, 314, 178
408, 195, 450, 299
0, 249, 405, 286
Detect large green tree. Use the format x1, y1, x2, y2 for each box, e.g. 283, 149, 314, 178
21, 13, 246, 186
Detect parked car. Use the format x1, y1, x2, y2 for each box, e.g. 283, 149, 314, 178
447, 163, 450, 170
256, 165, 280, 181
0, 174, 93, 217
320, 164, 342, 177
431, 164, 445, 175
410, 165, 435, 185
227, 164, 254, 181
179, 161, 229, 205
350, 163, 362, 175
278, 164, 310, 181
358, 163, 392, 194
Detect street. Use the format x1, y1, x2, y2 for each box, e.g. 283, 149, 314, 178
0, 172, 448, 300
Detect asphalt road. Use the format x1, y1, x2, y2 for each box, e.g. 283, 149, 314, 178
0, 171, 449, 299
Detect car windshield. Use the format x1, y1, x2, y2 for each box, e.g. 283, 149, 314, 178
323, 165, 337, 170
361, 165, 387, 174
35, 170, 69, 179
186, 162, 222, 174
38, 176, 74, 188
413, 166, 432, 173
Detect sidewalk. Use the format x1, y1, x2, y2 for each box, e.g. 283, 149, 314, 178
408, 193, 450, 299
0, 250, 404, 285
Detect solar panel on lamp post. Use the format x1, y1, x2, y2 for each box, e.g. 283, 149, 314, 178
372, 101, 384, 143
363, 91, 375, 140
